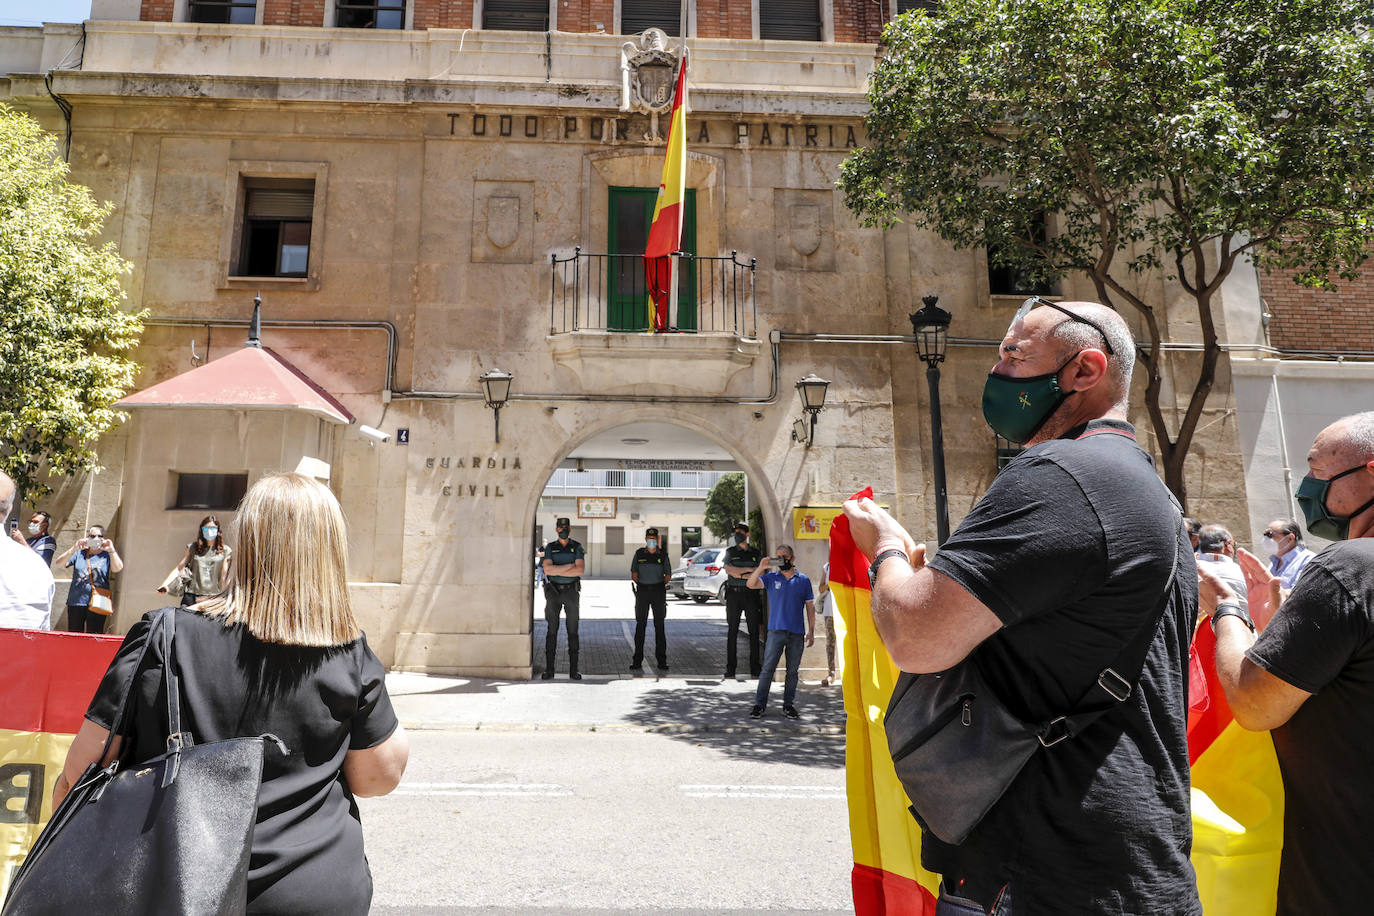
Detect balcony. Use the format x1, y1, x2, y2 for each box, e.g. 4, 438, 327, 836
543, 468, 726, 499
549, 249, 756, 336
547, 250, 763, 395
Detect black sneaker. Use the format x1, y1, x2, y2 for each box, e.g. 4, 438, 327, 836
629, 663, 643, 672
540, 670, 554, 680
656, 661, 669, 671
783, 706, 800, 719
569, 671, 583, 681
723, 670, 736, 679
750, 705, 764, 718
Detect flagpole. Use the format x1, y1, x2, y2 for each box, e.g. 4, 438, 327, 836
665, 0, 689, 332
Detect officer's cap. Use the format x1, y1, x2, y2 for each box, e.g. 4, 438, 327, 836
646, 527, 660, 536
555, 516, 571, 527
733, 521, 750, 532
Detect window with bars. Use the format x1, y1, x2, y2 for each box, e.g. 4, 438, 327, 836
237, 179, 315, 278
895, 0, 939, 14
189, 0, 257, 23
482, 0, 550, 30
336, 0, 406, 29
605, 470, 628, 488
621, 0, 680, 35
649, 470, 672, 488
759, 0, 821, 40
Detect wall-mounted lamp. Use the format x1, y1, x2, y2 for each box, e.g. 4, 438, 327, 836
794, 372, 830, 447
791, 416, 810, 444
479, 368, 513, 443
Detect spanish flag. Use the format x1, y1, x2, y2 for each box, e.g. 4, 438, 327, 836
833, 489, 1285, 914
0, 628, 121, 898
644, 49, 687, 332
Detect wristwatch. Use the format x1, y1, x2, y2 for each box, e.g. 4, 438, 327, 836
868, 549, 909, 588
1210, 601, 1255, 634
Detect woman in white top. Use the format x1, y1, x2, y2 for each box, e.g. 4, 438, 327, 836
158, 515, 232, 606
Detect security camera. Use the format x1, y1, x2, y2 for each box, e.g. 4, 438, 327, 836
359, 425, 390, 443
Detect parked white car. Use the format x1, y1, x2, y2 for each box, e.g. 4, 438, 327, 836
683, 547, 730, 603
668, 546, 709, 600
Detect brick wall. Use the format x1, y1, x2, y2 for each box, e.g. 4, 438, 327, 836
412, 0, 474, 29
262, 0, 326, 25
135, 0, 884, 40
139, 0, 175, 20
1261, 268, 1374, 354
695, 0, 754, 39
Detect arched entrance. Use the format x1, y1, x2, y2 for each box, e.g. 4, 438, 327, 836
524, 414, 782, 679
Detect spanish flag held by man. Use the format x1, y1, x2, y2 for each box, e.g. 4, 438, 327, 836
643, 46, 687, 332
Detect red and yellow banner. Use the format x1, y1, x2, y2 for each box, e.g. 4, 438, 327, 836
0, 628, 121, 897
644, 49, 688, 332
833, 489, 1284, 914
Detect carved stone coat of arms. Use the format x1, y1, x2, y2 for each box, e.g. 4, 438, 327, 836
620, 28, 682, 142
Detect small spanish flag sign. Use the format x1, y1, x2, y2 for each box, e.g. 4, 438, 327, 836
832, 488, 1285, 914
0, 628, 121, 897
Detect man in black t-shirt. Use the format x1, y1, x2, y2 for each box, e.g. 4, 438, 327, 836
721, 521, 763, 679
629, 527, 671, 672
845, 300, 1200, 915
1202, 411, 1374, 916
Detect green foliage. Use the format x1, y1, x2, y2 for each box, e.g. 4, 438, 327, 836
704, 472, 744, 542
747, 505, 764, 552
839, 0, 1374, 505
0, 105, 143, 501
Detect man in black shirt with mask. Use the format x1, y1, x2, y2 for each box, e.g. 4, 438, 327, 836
721, 521, 763, 680
540, 517, 585, 680
844, 299, 1199, 915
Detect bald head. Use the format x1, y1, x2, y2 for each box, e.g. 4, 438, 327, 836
1038, 302, 1135, 406
0, 471, 14, 519
1330, 411, 1374, 462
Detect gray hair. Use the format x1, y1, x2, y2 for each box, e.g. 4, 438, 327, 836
1046, 302, 1135, 407
1343, 410, 1374, 459
1197, 524, 1234, 554
775, 544, 794, 557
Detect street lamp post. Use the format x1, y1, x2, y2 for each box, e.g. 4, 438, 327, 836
478, 368, 513, 443
910, 295, 952, 545
794, 373, 831, 447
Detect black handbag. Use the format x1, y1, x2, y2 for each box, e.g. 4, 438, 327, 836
884, 519, 1183, 846
2, 607, 284, 916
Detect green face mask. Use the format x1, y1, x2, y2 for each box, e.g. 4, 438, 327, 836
1295, 464, 1374, 541
981, 352, 1081, 445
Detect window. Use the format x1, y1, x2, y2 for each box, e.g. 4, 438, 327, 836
174, 473, 248, 511
649, 470, 672, 488
605, 470, 627, 488
680, 526, 702, 552
189, 0, 257, 23
621, 0, 680, 35
336, 0, 406, 28
607, 186, 698, 331
238, 179, 314, 278
987, 213, 1056, 297
759, 0, 821, 40
895, 0, 939, 14
482, 0, 549, 30
606, 526, 625, 555
995, 435, 1025, 471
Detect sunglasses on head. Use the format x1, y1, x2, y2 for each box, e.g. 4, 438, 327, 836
1013, 296, 1116, 356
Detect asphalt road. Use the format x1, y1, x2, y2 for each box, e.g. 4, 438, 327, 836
360, 667, 852, 914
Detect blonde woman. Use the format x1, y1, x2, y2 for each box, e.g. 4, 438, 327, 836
56, 473, 408, 915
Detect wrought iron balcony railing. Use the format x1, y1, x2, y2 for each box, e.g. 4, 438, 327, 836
550, 249, 757, 337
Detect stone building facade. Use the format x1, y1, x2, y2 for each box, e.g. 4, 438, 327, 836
1, 0, 1262, 675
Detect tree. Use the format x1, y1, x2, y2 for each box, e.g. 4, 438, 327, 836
0, 104, 143, 501
839, 0, 1374, 507
704, 472, 744, 542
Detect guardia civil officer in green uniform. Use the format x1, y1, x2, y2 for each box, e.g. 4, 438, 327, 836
629, 526, 671, 672
540, 517, 585, 680
721, 521, 763, 679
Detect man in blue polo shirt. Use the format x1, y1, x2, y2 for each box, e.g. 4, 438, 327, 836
746, 544, 815, 719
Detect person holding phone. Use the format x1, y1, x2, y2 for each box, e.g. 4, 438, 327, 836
11, 510, 58, 566
54, 524, 124, 633
746, 544, 815, 719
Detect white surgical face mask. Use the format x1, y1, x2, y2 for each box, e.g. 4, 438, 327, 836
646, 538, 657, 549
203, 527, 218, 540
1260, 536, 1281, 558
28, 523, 41, 536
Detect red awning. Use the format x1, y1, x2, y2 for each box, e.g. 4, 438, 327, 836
117, 346, 353, 425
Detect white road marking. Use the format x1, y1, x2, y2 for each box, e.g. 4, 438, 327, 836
391, 782, 573, 798
679, 784, 846, 800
